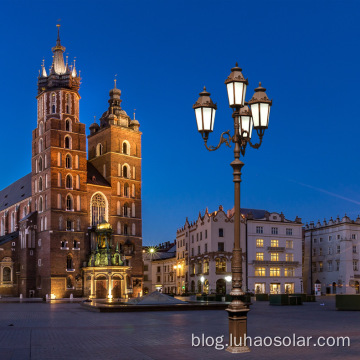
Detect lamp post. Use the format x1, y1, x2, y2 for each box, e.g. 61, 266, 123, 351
193, 63, 272, 353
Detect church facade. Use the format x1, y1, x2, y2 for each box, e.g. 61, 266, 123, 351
0, 26, 143, 299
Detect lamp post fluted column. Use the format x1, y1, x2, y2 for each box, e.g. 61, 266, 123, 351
193, 63, 272, 354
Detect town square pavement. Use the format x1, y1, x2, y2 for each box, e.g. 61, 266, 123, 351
0, 297, 359, 359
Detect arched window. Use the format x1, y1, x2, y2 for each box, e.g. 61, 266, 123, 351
124, 204, 129, 217
124, 224, 128, 235
65, 175, 72, 189
65, 154, 72, 168
39, 122, 44, 136
66, 195, 73, 211
124, 183, 129, 197
65, 119, 71, 131
51, 93, 56, 113
66, 94, 71, 114
39, 196, 43, 212
64, 136, 71, 149
67, 275, 74, 289
91, 193, 107, 226
123, 165, 129, 178
96, 143, 103, 156
3, 267, 11, 282
122, 141, 130, 155
66, 254, 73, 270
44, 216, 47, 230
39, 139, 43, 153
39, 177, 43, 191
0, 218, 4, 236
11, 212, 15, 232
23, 206, 27, 218
38, 157, 43, 172
45, 174, 48, 189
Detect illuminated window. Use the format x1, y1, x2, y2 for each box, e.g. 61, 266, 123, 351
91, 193, 106, 226
256, 239, 264, 248
203, 260, 209, 274
271, 240, 279, 247
285, 253, 294, 262
284, 268, 294, 276
270, 267, 280, 277
255, 267, 266, 276
286, 240, 293, 249
319, 262, 323, 272
256, 252, 264, 261
215, 258, 226, 273
270, 253, 279, 261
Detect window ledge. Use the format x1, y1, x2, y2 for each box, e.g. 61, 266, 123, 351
72, 248, 80, 251
66, 269, 75, 272
60, 247, 69, 250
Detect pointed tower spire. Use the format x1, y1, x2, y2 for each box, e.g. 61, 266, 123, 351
51, 24, 66, 75
71, 58, 77, 77
40, 58, 47, 77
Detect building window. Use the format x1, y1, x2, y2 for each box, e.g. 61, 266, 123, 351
286, 228, 293, 236
270, 253, 279, 261
39, 177, 43, 191
64, 136, 71, 149
255, 267, 266, 276
313, 238, 317, 244
215, 258, 226, 273
284, 268, 294, 277
191, 248, 194, 256
256, 252, 264, 261
123, 204, 129, 217
271, 227, 278, 235
256, 226, 263, 234
203, 260, 209, 274
124, 225, 128, 235
66, 220, 72, 231
2, 267, 11, 282
65, 119, 71, 131
144, 265, 148, 272
353, 246, 357, 254
218, 242, 224, 252
286, 253, 294, 262
205, 230, 207, 239
328, 236, 332, 241
197, 246, 200, 255
312, 262, 317, 273
66, 254, 73, 270
271, 240, 279, 247
319, 237, 323, 243
65, 175, 72, 189
328, 247, 332, 255
65, 154, 72, 168
352, 234, 356, 240
319, 262, 323, 272
51, 93, 56, 113
123, 165, 129, 178
336, 261, 340, 271
192, 235, 194, 243
124, 183, 129, 197
286, 240, 293, 249
205, 243, 208, 253
353, 261, 358, 271
66, 195, 73, 211
157, 276, 160, 283
38, 157, 43, 172
96, 143, 103, 156
256, 239, 264, 248
337, 245, 341, 254
319, 247, 323, 256
122, 141, 130, 155
337, 235, 341, 240
219, 228, 224, 237
313, 248, 316, 256
328, 261, 333, 271
270, 267, 280, 277
91, 193, 106, 226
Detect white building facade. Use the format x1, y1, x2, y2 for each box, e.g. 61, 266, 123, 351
304, 215, 360, 295
175, 206, 303, 295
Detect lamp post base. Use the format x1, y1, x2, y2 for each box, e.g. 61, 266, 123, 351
225, 305, 250, 353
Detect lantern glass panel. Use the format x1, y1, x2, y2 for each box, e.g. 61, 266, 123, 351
226, 83, 234, 106
250, 103, 260, 128
203, 107, 214, 131
195, 108, 203, 131
260, 103, 270, 128
240, 115, 253, 139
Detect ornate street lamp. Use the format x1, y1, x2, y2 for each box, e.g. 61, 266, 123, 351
193, 63, 272, 353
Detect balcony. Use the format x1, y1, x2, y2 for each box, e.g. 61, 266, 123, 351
267, 247, 285, 252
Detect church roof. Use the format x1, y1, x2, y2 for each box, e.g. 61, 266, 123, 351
87, 162, 111, 187
0, 231, 19, 246
0, 173, 32, 212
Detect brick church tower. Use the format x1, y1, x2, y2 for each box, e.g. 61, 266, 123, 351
1, 25, 143, 299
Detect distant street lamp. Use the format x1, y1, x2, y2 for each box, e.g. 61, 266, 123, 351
193, 63, 272, 353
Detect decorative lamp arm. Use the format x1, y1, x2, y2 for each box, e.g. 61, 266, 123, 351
203, 130, 232, 152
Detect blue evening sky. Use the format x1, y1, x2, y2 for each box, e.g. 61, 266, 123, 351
1, 0, 360, 245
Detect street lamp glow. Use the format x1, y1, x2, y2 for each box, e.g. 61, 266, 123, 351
200, 276, 205, 283
225, 276, 232, 283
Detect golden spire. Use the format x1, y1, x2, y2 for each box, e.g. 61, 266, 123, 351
114, 74, 117, 89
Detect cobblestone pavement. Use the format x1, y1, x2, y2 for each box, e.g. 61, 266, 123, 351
0, 297, 359, 360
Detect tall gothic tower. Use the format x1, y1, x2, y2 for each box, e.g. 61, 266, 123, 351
32, 25, 88, 296
87, 82, 143, 294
